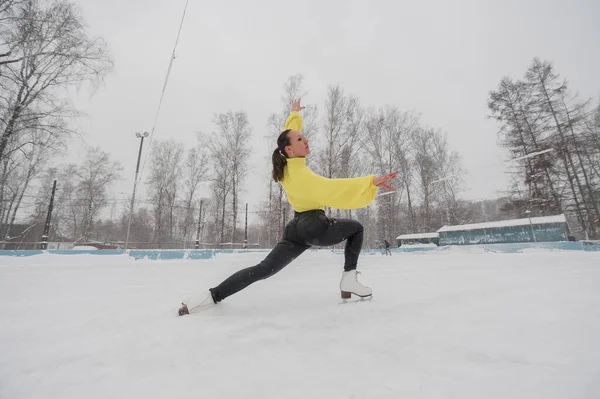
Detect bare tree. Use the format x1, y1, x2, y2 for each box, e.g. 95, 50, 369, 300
315, 85, 365, 217
147, 139, 184, 246
0, 0, 27, 69
583, 102, 600, 180
362, 106, 419, 239
524, 59, 594, 235
227, 112, 251, 244
489, 58, 600, 238
429, 134, 471, 226
488, 76, 562, 216
73, 147, 122, 241
180, 144, 209, 244
0, 113, 68, 240
205, 111, 252, 244
267, 74, 319, 140
412, 127, 440, 231
0, 0, 112, 162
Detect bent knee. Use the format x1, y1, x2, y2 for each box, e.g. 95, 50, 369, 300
352, 220, 364, 233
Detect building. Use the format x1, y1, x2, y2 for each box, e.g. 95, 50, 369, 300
396, 232, 439, 247
437, 214, 569, 245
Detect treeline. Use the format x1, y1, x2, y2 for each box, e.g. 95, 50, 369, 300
4, 72, 472, 249
4, 1, 596, 248
133, 75, 471, 249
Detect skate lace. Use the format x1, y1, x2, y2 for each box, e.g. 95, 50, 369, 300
355, 270, 362, 280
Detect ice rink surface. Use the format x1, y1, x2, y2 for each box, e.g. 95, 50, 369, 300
1, 248, 599, 399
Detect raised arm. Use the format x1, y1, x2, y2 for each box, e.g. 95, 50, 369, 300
284, 98, 305, 132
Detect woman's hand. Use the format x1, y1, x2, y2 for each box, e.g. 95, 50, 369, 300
373, 172, 398, 190
291, 98, 305, 113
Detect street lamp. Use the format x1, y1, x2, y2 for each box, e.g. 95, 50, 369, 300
125, 131, 149, 250
525, 209, 537, 243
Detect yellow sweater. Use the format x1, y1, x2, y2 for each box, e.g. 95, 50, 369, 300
280, 112, 378, 212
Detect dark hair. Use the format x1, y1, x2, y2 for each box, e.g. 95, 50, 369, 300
272, 129, 292, 182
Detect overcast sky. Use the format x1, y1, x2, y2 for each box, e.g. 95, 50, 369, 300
68, 0, 600, 222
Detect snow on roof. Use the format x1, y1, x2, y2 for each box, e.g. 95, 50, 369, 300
437, 214, 567, 233
396, 232, 439, 240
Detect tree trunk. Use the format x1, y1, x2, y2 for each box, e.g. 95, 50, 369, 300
538, 76, 591, 236
512, 97, 562, 212
220, 191, 227, 243
564, 104, 600, 236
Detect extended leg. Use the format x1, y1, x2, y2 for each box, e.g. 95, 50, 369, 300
209, 239, 309, 302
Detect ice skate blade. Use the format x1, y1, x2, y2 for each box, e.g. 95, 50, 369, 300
340, 293, 373, 304
341, 291, 372, 299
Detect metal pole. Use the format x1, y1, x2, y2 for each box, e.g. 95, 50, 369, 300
40, 180, 57, 250
244, 202, 248, 248
125, 132, 148, 250
529, 217, 537, 242
525, 210, 536, 243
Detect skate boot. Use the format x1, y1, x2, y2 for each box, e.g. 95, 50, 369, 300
340, 270, 372, 299
178, 303, 189, 316
178, 291, 217, 316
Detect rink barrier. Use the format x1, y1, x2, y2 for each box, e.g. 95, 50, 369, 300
337, 241, 600, 254
0, 241, 598, 259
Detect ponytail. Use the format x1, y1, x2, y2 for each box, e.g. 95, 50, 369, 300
272, 148, 287, 182
271, 129, 292, 182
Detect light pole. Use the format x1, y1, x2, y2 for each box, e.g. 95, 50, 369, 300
125, 131, 149, 250
525, 209, 537, 243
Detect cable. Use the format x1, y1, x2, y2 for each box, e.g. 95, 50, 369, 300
136, 0, 190, 197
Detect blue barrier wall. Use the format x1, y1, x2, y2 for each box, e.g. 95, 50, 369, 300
0, 241, 598, 259
0, 249, 215, 259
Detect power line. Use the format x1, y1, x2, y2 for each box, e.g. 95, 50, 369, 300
136, 0, 190, 195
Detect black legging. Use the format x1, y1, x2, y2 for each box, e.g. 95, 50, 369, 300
209, 209, 364, 302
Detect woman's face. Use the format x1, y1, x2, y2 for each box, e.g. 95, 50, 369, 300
285, 130, 310, 158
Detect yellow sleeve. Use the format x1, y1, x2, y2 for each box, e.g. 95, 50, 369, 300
306, 169, 378, 209
285, 111, 302, 132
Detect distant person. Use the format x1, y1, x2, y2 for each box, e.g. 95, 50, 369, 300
179, 98, 397, 315
384, 239, 392, 256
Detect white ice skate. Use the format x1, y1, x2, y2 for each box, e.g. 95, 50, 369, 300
340, 270, 372, 299
178, 291, 216, 316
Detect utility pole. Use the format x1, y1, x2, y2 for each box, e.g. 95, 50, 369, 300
244, 203, 248, 248
40, 180, 57, 250
125, 132, 149, 250
525, 210, 537, 242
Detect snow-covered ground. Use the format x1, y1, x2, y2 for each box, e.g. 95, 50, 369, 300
1, 249, 599, 399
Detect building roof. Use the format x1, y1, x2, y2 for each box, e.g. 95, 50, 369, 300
437, 214, 567, 233
396, 232, 439, 240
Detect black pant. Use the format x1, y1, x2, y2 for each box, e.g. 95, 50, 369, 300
209, 210, 364, 303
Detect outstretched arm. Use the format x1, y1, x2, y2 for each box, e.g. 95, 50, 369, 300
306, 170, 378, 210
285, 98, 305, 132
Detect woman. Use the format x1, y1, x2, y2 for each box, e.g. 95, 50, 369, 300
179, 98, 397, 315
